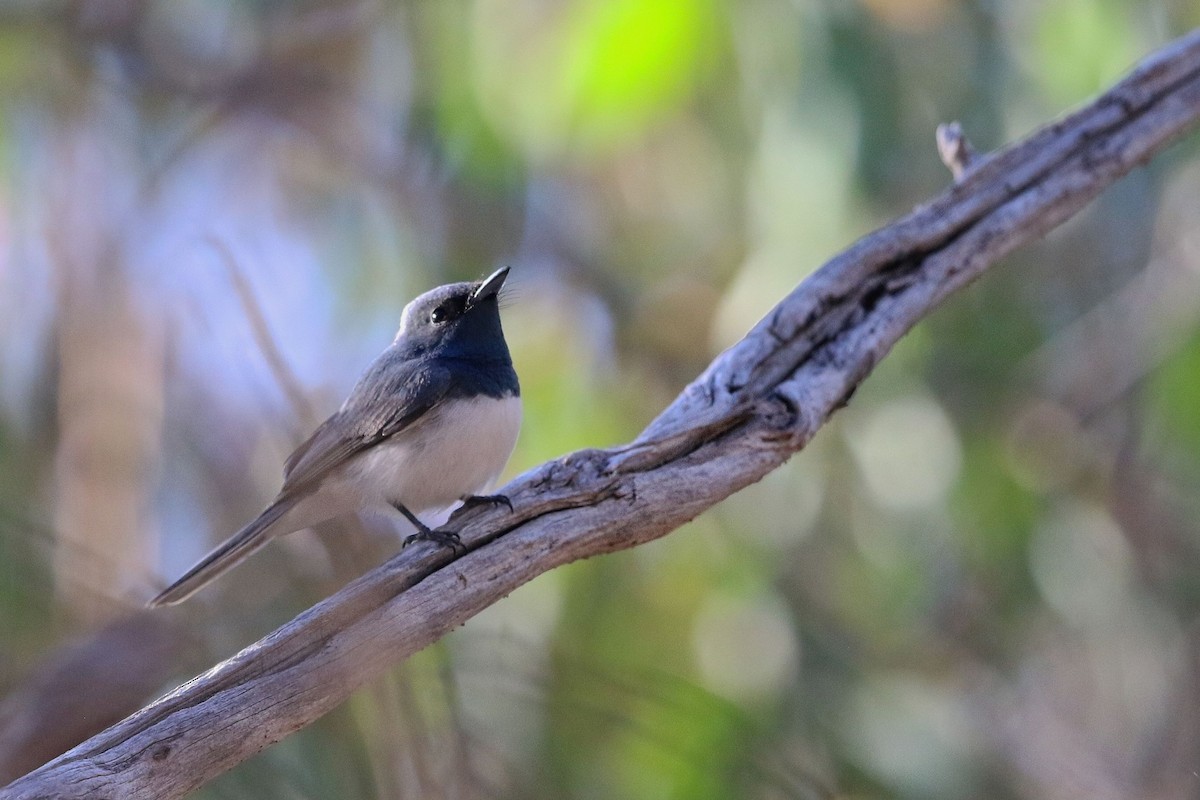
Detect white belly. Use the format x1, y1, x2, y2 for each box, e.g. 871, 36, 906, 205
269, 395, 521, 536
347, 394, 522, 513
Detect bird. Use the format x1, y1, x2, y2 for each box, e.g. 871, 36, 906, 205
149, 267, 521, 607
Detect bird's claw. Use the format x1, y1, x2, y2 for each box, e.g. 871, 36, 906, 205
403, 528, 465, 554
449, 493, 513, 524
402, 494, 512, 552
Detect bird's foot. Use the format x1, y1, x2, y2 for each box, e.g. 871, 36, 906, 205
449, 493, 513, 524
394, 501, 465, 554
402, 525, 464, 554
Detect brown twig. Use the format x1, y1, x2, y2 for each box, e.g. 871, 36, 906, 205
206, 236, 321, 434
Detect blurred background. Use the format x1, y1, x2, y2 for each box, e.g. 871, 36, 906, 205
1, 0, 1199, 798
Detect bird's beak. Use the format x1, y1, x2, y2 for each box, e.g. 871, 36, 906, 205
470, 266, 509, 306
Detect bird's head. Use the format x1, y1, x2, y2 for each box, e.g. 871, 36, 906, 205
396, 267, 511, 360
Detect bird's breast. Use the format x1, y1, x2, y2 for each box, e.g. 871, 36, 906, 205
351, 394, 522, 513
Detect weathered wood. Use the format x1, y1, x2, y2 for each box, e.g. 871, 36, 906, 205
6, 28, 1200, 800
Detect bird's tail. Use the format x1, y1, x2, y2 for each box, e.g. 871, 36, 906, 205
149, 499, 293, 607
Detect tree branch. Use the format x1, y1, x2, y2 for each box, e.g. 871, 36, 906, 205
7, 28, 1200, 800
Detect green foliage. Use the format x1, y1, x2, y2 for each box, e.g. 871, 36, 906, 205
1030, 0, 1146, 106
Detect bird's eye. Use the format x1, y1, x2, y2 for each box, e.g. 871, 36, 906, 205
430, 296, 468, 324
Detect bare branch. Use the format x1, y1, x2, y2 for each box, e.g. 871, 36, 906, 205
6, 28, 1200, 800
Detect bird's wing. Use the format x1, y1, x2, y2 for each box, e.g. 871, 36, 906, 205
280, 359, 451, 496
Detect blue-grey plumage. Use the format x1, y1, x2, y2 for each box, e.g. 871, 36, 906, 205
150, 267, 520, 607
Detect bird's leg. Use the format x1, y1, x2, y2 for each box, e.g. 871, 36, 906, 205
394, 502, 464, 553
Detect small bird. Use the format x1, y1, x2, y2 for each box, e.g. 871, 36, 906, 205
150, 267, 521, 607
